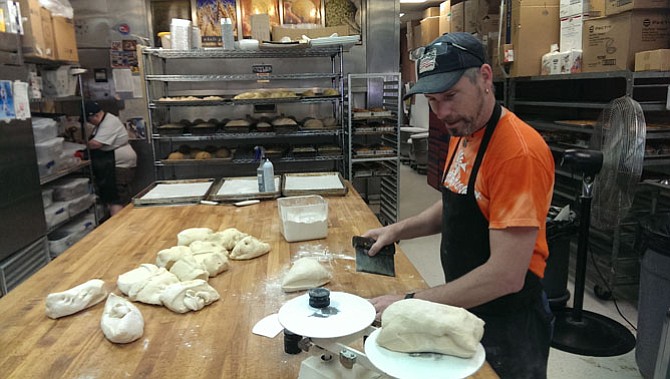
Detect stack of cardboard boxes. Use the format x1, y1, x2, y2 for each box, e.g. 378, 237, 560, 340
18, 0, 78, 62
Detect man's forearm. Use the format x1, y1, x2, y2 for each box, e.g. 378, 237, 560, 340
391, 200, 443, 240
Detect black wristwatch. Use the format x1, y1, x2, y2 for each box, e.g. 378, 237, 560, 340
404, 292, 415, 299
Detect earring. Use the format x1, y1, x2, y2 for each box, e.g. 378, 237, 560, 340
485, 88, 490, 94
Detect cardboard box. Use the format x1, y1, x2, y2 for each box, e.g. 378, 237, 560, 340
440, 0, 451, 16
509, 0, 560, 77
250, 14, 270, 42
605, 0, 670, 16
271, 25, 349, 41
560, 0, 605, 17
424, 6, 440, 18
635, 49, 670, 71
420, 16, 440, 46
17, 0, 53, 59
406, 20, 420, 51
52, 16, 78, 62
439, 14, 451, 35
560, 13, 584, 51
413, 24, 422, 49
465, 0, 496, 33
478, 14, 500, 36
451, 2, 465, 32
582, 11, 670, 72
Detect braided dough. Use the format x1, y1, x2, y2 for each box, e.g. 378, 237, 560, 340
177, 228, 214, 246
117, 264, 160, 295
377, 299, 485, 358
282, 257, 331, 293
100, 293, 144, 344
229, 236, 271, 260
159, 279, 220, 313
127, 268, 180, 305
156, 246, 192, 269
213, 228, 248, 251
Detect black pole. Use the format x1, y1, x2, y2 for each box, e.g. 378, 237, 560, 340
572, 189, 592, 322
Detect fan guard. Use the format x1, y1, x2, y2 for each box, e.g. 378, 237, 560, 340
589, 96, 646, 230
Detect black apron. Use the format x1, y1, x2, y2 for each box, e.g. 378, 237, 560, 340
89, 113, 118, 204
440, 103, 553, 378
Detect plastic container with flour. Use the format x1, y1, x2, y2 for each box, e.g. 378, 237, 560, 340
278, 195, 328, 242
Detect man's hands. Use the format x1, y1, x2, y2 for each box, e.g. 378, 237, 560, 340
369, 294, 404, 321
362, 225, 398, 256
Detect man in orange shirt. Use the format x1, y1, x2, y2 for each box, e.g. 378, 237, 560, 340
364, 33, 555, 378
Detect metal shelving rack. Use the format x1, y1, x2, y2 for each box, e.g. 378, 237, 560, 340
141, 46, 348, 180
507, 70, 670, 297
346, 73, 401, 225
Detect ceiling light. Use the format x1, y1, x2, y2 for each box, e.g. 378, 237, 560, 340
399, 0, 427, 3
400, 13, 405, 17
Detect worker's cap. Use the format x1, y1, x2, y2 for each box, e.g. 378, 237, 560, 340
84, 101, 102, 118
404, 33, 487, 100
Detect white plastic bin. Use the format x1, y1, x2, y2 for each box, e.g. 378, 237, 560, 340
277, 195, 328, 242
37, 158, 56, 178
35, 137, 64, 162
42, 188, 54, 208
44, 202, 68, 229
32, 118, 58, 143
61, 213, 96, 245
51, 177, 90, 201
64, 194, 95, 217
48, 229, 73, 257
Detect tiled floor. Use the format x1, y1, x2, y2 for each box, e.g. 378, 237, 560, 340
395, 164, 643, 378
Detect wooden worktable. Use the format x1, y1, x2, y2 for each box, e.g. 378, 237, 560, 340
0, 186, 498, 378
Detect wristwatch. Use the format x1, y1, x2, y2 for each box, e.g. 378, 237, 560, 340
404, 292, 415, 299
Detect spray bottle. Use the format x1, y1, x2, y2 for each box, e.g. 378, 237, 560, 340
255, 146, 265, 192
262, 158, 275, 192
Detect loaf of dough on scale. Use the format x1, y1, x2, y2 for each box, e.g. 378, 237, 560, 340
377, 299, 485, 358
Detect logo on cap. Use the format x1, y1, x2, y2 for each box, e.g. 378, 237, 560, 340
418, 49, 437, 74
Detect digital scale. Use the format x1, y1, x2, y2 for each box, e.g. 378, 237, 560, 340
276, 288, 486, 379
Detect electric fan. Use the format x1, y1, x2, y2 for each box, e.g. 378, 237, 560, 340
551, 96, 644, 357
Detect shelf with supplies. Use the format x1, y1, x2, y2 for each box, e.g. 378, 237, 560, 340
346, 73, 401, 225
506, 70, 670, 298
141, 46, 348, 180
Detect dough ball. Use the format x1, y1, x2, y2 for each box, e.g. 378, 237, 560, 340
194, 151, 212, 160
127, 268, 180, 305
193, 251, 230, 277
169, 255, 209, 282
281, 257, 331, 293
117, 264, 160, 296
323, 88, 339, 96
190, 240, 227, 256
377, 299, 485, 358
214, 228, 249, 251
177, 228, 214, 246
215, 147, 231, 158
100, 293, 144, 344
229, 236, 271, 260
45, 279, 108, 319
156, 246, 192, 269
159, 279, 220, 314
167, 151, 186, 160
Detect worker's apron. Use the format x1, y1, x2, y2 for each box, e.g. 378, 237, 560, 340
440, 103, 553, 379
89, 113, 118, 204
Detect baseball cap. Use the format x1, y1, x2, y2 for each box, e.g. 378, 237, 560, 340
404, 33, 487, 100
84, 101, 102, 117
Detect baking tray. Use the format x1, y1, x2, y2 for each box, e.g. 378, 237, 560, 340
208, 176, 282, 202
133, 179, 216, 206
282, 172, 348, 197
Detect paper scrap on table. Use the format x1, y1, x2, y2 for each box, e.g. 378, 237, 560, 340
252, 313, 283, 338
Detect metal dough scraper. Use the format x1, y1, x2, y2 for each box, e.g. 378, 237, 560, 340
353, 236, 396, 277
